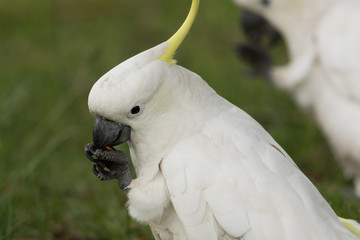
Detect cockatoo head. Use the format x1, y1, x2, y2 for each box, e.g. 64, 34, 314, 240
87, 0, 201, 152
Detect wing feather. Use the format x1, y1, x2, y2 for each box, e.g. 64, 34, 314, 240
161, 107, 356, 240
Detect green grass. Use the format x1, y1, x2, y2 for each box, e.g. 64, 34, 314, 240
0, 0, 359, 239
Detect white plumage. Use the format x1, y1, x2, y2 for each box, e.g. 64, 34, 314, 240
87, 0, 359, 239
233, 0, 360, 195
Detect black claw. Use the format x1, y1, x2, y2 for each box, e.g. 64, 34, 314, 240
92, 164, 100, 176
99, 163, 116, 181
85, 143, 98, 163
84, 142, 132, 192
92, 163, 116, 181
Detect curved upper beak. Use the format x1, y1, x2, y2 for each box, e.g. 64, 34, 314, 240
92, 116, 131, 148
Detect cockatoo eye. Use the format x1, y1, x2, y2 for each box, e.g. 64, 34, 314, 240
131, 106, 140, 114
128, 105, 142, 118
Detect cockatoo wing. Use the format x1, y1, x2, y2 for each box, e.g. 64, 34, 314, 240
316, 0, 360, 104
161, 105, 356, 240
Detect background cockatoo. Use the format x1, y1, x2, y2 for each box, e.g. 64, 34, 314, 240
232, 0, 360, 196
84, 0, 360, 239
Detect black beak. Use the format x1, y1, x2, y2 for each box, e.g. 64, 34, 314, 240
92, 116, 131, 148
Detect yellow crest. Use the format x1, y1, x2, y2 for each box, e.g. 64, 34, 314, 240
158, 0, 200, 65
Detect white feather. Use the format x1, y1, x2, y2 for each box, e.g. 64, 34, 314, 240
87, 1, 360, 238
233, 0, 360, 196
160, 103, 357, 239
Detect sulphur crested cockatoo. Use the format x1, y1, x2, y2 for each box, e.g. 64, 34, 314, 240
84, 0, 360, 239
233, 0, 360, 196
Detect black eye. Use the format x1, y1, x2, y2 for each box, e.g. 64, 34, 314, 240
131, 106, 140, 115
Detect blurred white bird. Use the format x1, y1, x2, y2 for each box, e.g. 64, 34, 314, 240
233, 0, 360, 196
84, 0, 360, 239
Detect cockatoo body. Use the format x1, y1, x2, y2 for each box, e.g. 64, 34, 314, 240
233, 0, 360, 195
85, 0, 360, 239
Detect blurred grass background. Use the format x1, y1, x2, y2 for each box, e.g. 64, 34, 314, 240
0, 0, 358, 239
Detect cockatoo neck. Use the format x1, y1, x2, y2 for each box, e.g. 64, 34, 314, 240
127, 63, 222, 177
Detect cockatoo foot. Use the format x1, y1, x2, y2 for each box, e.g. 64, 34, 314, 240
236, 10, 281, 82
85, 143, 132, 193
236, 43, 272, 81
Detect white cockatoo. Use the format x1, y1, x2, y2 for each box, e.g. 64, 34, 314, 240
84, 0, 360, 239
233, 0, 360, 196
